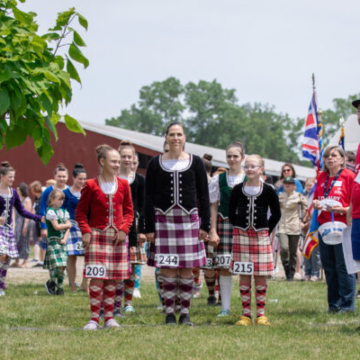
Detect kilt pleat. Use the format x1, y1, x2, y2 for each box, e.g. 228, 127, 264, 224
85, 227, 129, 280
206, 215, 234, 270
0, 226, 18, 258
231, 227, 273, 276
201, 242, 217, 270
217, 216, 233, 255
153, 207, 206, 269
66, 220, 84, 256
129, 243, 147, 265
43, 238, 68, 269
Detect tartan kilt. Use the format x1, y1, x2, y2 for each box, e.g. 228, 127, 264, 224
153, 207, 206, 269
231, 227, 273, 277
43, 238, 68, 269
66, 220, 84, 256
129, 243, 147, 265
0, 226, 18, 258
85, 227, 129, 280
217, 216, 233, 255
211, 215, 233, 269
200, 241, 217, 270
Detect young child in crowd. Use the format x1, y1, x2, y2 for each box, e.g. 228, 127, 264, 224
43, 189, 71, 296
229, 155, 281, 326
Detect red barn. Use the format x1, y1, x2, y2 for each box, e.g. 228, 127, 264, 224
1, 120, 315, 189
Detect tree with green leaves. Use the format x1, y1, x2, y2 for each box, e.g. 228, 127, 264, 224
0, 0, 88, 164
106, 77, 184, 136
106, 77, 304, 164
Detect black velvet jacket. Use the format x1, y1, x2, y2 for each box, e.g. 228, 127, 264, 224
128, 173, 145, 247
228, 182, 281, 234
144, 154, 210, 233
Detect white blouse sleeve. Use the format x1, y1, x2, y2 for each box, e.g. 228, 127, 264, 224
45, 209, 57, 220
64, 210, 70, 221
209, 174, 220, 204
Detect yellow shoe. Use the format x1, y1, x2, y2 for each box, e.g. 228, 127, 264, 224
255, 316, 271, 326
235, 316, 253, 326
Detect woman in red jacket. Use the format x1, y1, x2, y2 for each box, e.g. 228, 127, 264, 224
76, 145, 134, 330
313, 145, 355, 313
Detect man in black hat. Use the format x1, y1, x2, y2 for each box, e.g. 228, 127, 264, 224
351, 99, 360, 299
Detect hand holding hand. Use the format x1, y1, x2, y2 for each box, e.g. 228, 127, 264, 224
198, 229, 208, 241
114, 230, 126, 246
208, 230, 220, 247
146, 233, 155, 243
137, 233, 147, 244
82, 233, 91, 250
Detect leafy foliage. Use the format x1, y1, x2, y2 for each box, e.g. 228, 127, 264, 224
106, 77, 185, 136
106, 78, 311, 164
106, 77, 359, 165
0, 0, 88, 164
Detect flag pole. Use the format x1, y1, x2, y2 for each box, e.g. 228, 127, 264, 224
339, 116, 345, 150
312, 73, 316, 92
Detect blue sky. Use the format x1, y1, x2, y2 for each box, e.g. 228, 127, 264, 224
21, 0, 360, 125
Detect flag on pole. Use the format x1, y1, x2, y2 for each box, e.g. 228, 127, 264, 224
338, 126, 345, 150
302, 92, 322, 173
301, 87, 323, 258
301, 209, 319, 259
300, 183, 319, 259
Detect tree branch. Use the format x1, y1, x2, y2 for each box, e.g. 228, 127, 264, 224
53, 14, 76, 56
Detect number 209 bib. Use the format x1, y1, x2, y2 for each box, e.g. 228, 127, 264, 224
86, 265, 106, 278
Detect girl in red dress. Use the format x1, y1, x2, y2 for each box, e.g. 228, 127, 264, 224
76, 145, 134, 330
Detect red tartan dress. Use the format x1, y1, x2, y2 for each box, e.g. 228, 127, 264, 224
75, 177, 134, 280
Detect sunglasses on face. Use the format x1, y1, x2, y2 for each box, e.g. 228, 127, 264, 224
324, 153, 339, 158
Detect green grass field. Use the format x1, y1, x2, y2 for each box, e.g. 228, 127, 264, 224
1, 278, 360, 360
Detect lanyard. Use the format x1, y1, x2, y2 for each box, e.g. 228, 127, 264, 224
324, 169, 343, 199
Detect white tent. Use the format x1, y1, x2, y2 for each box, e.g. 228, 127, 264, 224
329, 114, 359, 153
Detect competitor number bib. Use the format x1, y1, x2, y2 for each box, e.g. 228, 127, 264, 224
214, 254, 231, 267
232, 262, 254, 275
75, 241, 84, 251
86, 265, 106, 278
156, 254, 179, 267
203, 257, 213, 269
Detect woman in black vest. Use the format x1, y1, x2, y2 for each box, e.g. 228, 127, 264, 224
144, 122, 210, 326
